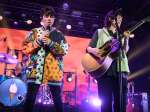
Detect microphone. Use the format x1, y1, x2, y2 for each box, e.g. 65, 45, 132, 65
43, 30, 50, 46
36, 30, 50, 46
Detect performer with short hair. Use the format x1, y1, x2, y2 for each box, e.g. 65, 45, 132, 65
23, 6, 68, 112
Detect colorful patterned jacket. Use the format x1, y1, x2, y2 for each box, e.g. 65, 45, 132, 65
23, 26, 68, 85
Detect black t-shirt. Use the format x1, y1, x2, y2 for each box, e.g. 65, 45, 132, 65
105, 29, 118, 77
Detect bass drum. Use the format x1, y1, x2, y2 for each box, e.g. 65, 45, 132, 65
0, 76, 27, 106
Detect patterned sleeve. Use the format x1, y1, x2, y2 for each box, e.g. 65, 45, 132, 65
22, 29, 39, 55
23, 31, 34, 45
48, 31, 68, 56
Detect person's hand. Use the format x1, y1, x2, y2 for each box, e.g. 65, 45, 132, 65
42, 35, 51, 45
123, 30, 134, 38
42, 31, 51, 45
33, 39, 40, 48
88, 47, 104, 58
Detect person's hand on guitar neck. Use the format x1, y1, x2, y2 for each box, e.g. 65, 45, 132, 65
123, 31, 130, 38
87, 47, 104, 58
123, 30, 134, 38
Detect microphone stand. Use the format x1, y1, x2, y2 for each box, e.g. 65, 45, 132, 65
114, 16, 149, 112
115, 20, 124, 112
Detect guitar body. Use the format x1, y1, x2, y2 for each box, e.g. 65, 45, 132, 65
81, 39, 120, 78
81, 53, 113, 78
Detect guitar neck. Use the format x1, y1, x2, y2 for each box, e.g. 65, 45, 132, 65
128, 20, 145, 33
128, 16, 150, 33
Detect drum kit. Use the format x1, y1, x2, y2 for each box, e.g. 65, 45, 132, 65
0, 53, 27, 107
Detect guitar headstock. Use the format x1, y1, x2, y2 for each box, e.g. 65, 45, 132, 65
142, 16, 150, 22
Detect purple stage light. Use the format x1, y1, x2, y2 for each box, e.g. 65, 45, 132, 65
85, 99, 89, 103
43, 101, 47, 105
62, 3, 69, 10
91, 98, 102, 107
66, 24, 72, 30
14, 21, 18, 25
47, 102, 50, 105
87, 95, 102, 107
38, 99, 42, 103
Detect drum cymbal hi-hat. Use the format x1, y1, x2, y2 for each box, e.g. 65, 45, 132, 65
0, 53, 18, 64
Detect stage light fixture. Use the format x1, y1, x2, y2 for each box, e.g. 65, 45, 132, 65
71, 11, 82, 17
62, 2, 69, 10
83, 95, 102, 110
0, 15, 3, 21
26, 20, 32, 25
78, 21, 84, 26
21, 13, 26, 17
66, 72, 73, 82
14, 21, 18, 25
58, 19, 67, 23
93, 79, 97, 84
66, 24, 72, 30
92, 24, 99, 28
91, 97, 102, 107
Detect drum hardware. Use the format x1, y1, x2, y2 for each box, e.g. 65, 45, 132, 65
0, 75, 27, 106
0, 53, 18, 64
0, 51, 26, 106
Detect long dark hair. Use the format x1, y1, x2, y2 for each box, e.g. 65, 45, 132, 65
104, 9, 123, 27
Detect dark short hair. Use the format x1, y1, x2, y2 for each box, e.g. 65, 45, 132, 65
104, 8, 123, 27
40, 6, 55, 18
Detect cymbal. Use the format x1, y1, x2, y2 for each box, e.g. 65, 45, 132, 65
0, 53, 18, 64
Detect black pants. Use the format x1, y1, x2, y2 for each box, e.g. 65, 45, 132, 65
24, 83, 63, 112
97, 74, 128, 112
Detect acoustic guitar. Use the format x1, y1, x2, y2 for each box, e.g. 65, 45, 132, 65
81, 16, 150, 78
81, 39, 119, 78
